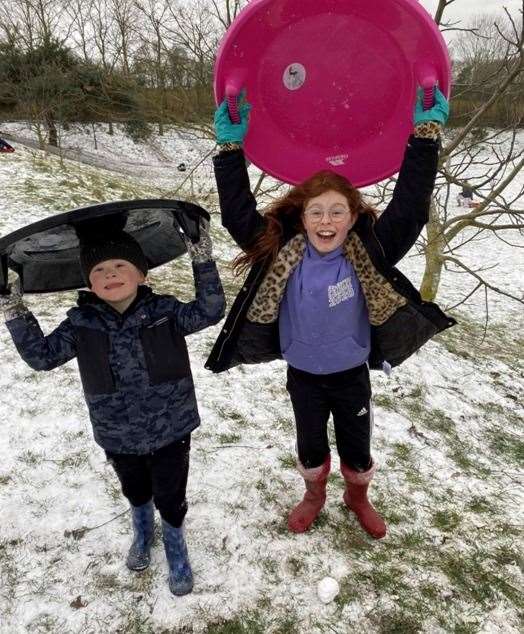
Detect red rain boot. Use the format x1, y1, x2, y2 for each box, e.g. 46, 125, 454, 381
288, 456, 331, 533
340, 460, 387, 539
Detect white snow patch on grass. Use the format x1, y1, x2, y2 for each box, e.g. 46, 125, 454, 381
0, 127, 522, 633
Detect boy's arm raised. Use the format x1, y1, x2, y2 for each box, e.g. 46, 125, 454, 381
1, 280, 77, 370
173, 218, 226, 336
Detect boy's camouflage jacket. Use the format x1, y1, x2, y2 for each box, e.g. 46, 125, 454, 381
7, 261, 225, 454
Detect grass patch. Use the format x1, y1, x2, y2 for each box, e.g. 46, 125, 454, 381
278, 454, 296, 469
373, 393, 395, 410
492, 543, 522, 567
92, 572, 121, 591
56, 450, 90, 470
436, 313, 524, 367
215, 407, 250, 428
286, 556, 306, 577
423, 408, 456, 436
254, 473, 286, 508
218, 433, 242, 445
391, 442, 413, 463
203, 612, 265, 634
398, 530, 428, 549
26, 613, 66, 632
17, 450, 43, 466
373, 610, 424, 634
431, 509, 461, 532
483, 424, 524, 466
260, 556, 279, 580
466, 495, 492, 514
439, 550, 522, 606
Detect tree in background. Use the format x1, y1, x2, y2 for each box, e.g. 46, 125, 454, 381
0, 0, 521, 314
415, 2, 523, 314
0, 38, 82, 146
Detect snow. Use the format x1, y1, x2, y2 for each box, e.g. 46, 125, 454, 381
317, 577, 340, 604
0, 124, 522, 633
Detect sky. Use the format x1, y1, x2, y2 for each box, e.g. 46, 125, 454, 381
419, 0, 522, 24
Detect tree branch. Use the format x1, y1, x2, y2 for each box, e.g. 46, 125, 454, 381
442, 256, 524, 304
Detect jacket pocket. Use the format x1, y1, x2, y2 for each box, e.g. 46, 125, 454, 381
234, 320, 282, 365
140, 318, 192, 385
75, 327, 116, 395
375, 303, 439, 367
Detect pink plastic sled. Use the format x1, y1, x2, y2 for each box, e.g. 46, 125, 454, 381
214, 0, 451, 186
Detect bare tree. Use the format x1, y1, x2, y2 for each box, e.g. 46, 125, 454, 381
165, 0, 217, 76
110, 0, 138, 76
0, 0, 77, 145
0, 0, 72, 49
134, 0, 171, 135
417, 2, 524, 311
207, 0, 248, 30
65, 0, 95, 64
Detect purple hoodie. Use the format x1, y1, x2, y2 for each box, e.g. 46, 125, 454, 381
279, 241, 370, 374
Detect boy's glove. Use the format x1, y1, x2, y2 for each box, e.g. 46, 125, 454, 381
414, 87, 449, 126
182, 218, 213, 264
0, 278, 28, 321
214, 94, 252, 145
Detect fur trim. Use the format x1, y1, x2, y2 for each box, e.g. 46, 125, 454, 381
247, 233, 306, 323
246, 232, 407, 326
343, 232, 407, 325
340, 459, 377, 485
413, 121, 441, 141
297, 455, 331, 481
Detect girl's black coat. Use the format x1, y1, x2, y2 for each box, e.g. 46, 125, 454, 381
205, 139, 455, 374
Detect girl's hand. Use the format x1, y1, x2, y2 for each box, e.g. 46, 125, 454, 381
214, 91, 252, 145
414, 87, 449, 126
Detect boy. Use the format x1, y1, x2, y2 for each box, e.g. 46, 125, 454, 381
0, 219, 225, 595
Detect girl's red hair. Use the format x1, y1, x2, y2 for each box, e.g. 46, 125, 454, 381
234, 170, 377, 275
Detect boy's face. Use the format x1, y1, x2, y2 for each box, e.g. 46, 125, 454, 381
88, 259, 145, 312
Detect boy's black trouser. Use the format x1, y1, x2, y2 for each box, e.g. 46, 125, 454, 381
106, 435, 191, 528
286, 364, 372, 472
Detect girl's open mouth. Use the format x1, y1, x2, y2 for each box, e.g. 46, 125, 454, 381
316, 230, 337, 242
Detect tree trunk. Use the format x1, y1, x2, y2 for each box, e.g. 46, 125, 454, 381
32, 111, 46, 151
108, 121, 114, 136
45, 114, 58, 147
420, 201, 445, 302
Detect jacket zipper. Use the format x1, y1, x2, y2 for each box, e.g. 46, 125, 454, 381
371, 224, 387, 259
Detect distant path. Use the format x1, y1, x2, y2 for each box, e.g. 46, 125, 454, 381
0, 130, 171, 178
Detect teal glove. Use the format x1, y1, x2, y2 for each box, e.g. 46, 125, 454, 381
414, 87, 449, 126
214, 96, 252, 145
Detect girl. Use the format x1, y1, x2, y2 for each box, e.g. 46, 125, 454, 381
205, 89, 454, 538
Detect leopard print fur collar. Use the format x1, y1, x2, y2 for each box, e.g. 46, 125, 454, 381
246, 232, 407, 326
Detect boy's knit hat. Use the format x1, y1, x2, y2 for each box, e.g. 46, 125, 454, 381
79, 231, 148, 286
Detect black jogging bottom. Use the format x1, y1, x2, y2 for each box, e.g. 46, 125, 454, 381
286, 364, 372, 472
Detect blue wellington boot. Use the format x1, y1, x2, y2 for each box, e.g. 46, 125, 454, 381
126, 501, 155, 571
161, 519, 194, 595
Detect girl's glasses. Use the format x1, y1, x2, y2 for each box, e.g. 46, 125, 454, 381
303, 206, 351, 223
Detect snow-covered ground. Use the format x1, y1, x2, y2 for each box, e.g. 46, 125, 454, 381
0, 126, 522, 633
